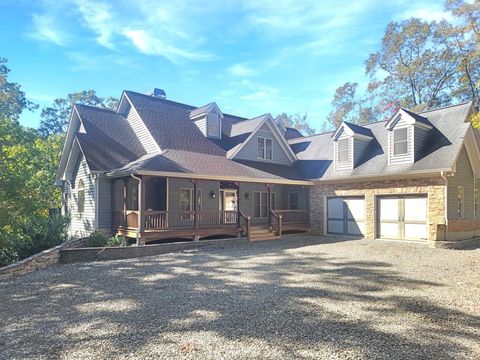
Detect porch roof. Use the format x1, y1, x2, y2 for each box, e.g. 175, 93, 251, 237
107, 149, 312, 185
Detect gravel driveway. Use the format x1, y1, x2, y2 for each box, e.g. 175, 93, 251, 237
1, 235, 479, 359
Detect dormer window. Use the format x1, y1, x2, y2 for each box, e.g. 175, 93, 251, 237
337, 139, 350, 163
258, 137, 273, 160
190, 102, 223, 139
393, 128, 408, 156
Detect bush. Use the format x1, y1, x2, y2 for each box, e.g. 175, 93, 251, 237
87, 230, 110, 247
107, 235, 128, 247
0, 214, 69, 267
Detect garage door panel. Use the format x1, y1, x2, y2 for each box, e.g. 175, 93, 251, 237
346, 198, 365, 221
327, 198, 343, 219
379, 222, 399, 238
379, 198, 398, 221
348, 220, 364, 235
404, 197, 427, 221
404, 223, 427, 240
328, 220, 344, 233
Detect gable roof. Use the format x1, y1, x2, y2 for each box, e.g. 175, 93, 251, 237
289, 101, 474, 181
332, 121, 374, 140
385, 108, 433, 130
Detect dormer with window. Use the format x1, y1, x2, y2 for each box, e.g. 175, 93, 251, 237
189, 102, 223, 139
385, 109, 433, 165
332, 122, 374, 171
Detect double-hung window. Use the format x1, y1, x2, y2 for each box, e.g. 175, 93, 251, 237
393, 128, 408, 156
180, 188, 202, 220
289, 192, 299, 210
337, 139, 349, 163
457, 186, 464, 218
258, 137, 273, 160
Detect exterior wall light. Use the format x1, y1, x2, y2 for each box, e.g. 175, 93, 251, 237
210, 191, 216, 199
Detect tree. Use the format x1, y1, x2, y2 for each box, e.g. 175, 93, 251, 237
365, 18, 457, 111
39, 90, 118, 136
0, 58, 37, 120
275, 112, 315, 136
326, 82, 377, 129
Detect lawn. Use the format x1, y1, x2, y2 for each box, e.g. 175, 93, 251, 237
0, 235, 479, 359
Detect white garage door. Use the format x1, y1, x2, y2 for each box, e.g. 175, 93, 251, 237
377, 195, 428, 240
327, 197, 365, 236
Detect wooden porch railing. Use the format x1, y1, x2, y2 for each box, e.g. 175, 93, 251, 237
239, 211, 251, 240
113, 210, 138, 229
144, 210, 239, 230
272, 210, 309, 225
270, 210, 283, 237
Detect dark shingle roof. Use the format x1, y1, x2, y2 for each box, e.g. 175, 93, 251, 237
289, 102, 473, 180
284, 127, 304, 140
343, 122, 374, 138
74, 104, 145, 171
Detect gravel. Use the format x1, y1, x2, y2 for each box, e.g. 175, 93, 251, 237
0, 235, 479, 360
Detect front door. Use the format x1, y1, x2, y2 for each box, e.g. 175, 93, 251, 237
222, 190, 237, 224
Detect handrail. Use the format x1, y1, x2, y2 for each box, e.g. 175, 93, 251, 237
270, 210, 283, 237
239, 211, 251, 240
144, 210, 238, 230
272, 209, 309, 225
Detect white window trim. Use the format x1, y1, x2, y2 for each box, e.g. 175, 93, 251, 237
457, 186, 464, 218
393, 127, 409, 156
257, 137, 273, 160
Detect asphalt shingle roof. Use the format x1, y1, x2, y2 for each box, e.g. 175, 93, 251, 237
289, 102, 473, 180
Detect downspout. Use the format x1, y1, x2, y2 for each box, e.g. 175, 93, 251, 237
440, 171, 449, 241
131, 173, 143, 245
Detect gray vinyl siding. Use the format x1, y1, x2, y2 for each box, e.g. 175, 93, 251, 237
125, 104, 159, 153
97, 175, 111, 231
447, 147, 475, 219
353, 138, 370, 167
168, 179, 220, 212
334, 133, 353, 171
282, 186, 309, 210
234, 123, 291, 165
194, 117, 207, 137
66, 153, 95, 238
389, 125, 413, 165
413, 126, 430, 161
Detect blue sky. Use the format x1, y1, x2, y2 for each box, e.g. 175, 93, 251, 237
1, 0, 452, 131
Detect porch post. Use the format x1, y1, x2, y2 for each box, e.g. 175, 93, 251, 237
192, 179, 198, 230
123, 179, 127, 228
267, 184, 272, 227
139, 176, 147, 233
236, 182, 241, 228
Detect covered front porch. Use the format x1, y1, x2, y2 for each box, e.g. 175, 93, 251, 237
111, 175, 311, 244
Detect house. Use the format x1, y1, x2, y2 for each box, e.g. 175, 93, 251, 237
56, 89, 311, 244
56, 89, 480, 247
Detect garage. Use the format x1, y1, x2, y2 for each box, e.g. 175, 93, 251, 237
377, 195, 428, 240
327, 197, 365, 236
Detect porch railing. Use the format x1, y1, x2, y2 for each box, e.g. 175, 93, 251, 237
272, 210, 309, 225
113, 210, 138, 229
271, 210, 283, 237
144, 210, 238, 230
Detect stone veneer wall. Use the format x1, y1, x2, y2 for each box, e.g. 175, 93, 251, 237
0, 237, 87, 281
310, 177, 447, 242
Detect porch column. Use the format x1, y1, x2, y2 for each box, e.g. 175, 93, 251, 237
138, 176, 147, 233
192, 179, 198, 230
123, 179, 128, 228
236, 182, 241, 228
267, 184, 272, 227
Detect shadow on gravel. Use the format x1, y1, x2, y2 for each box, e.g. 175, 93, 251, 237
1, 236, 479, 359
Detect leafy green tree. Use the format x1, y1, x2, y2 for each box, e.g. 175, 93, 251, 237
275, 112, 315, 136
39, 90, 118, 136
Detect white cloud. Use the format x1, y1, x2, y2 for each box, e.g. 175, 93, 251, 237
30, 14, 69, 46
71, 0, 115, 48
396, 6, 454, 22
227, 64, 257, 77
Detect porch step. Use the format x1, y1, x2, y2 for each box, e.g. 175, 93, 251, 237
250, 234, 281, 241
248, 227, 280, 241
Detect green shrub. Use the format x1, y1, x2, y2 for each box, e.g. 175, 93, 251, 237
0, 214, 69, 267
107, 235, 128, 247
87, 230, 110, 247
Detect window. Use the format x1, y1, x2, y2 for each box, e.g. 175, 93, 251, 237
289, 192, 299, 210
475, 180, 480, 218
393, 128, 408, 156
180, 188, 202, 219
457, 186, 464, 218
337, 139, 349, 163
257, 137, 273, 160
127, 180, 138, 210
77, 179, 85, 214
254, 191, 268, 218
207, 113, 220, 138
271, 192, 276, 211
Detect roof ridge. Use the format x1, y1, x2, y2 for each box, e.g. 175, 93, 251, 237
417, 101, 472, 114
75, 103, 118, 114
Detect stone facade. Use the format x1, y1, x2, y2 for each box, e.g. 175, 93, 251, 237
0, 237, 87, 281
310, 177, 447, 242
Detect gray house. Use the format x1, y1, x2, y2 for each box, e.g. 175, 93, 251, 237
56, 90, 480, 247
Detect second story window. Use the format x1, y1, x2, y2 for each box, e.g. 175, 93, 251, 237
393, 128, 408, 156
337, 139, 350, 163
258, 137, 273, 160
